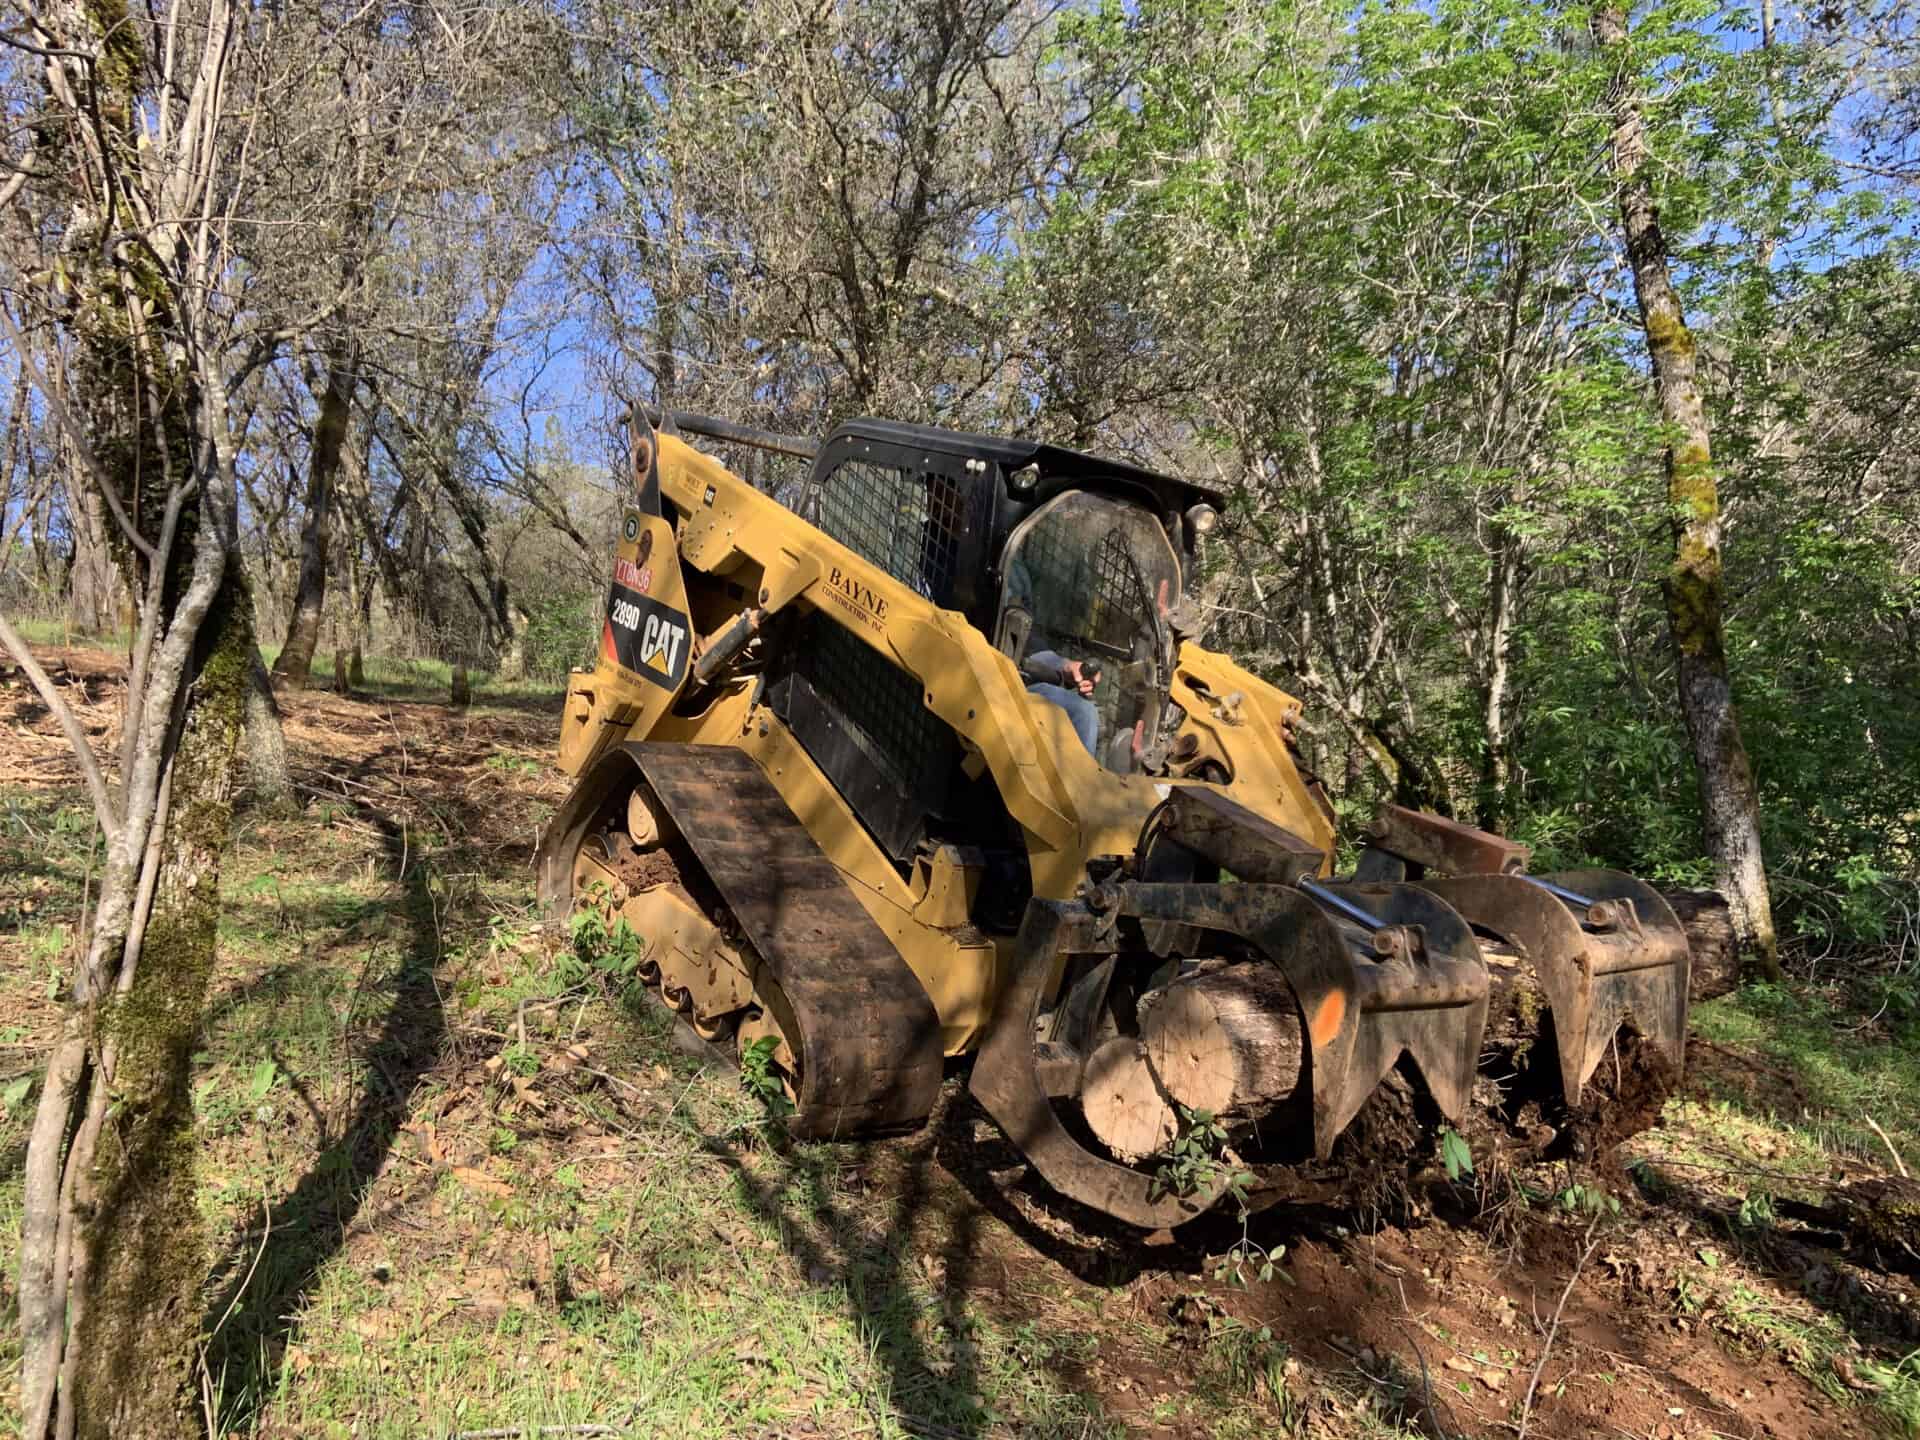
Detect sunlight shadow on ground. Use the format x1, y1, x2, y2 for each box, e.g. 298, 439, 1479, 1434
200, 802, 447, 1430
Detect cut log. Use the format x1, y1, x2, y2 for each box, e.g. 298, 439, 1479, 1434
1141, 964, 1303, 1125
1659, 888, 1738, 1003
1082, 1037, 1176, 1162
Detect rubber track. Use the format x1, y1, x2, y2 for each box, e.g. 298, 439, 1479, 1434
624, 742, 944, 1140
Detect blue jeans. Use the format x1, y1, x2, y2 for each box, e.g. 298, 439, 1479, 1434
1028, 682, 1100, 756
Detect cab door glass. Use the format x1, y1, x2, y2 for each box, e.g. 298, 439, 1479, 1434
999, 492, 1182, 768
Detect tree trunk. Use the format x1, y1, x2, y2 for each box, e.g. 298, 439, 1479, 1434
244, 651, 298, 815
1595, 6, 1780, 981
271, 341, 357, 687
65, 566, 252, 1436
496, 601, 531, 682
337, 409, 378, 679
13, 8, 251, 1426
1142, 965, 1304, 1130
1476, 525, 1521, 833
66, 479, 118, 638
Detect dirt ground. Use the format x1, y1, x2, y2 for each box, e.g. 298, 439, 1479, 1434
3, 643, 1916, 1440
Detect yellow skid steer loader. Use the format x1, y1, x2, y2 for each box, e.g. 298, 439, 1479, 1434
537, 411, 1690, 1226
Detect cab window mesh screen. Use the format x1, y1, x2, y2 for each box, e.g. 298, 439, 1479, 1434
817, 459, 966, 603
1018, 513, 1151, 657
1088, 527, 1150, 651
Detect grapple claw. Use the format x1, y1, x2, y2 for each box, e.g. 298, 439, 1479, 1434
970, 880, 1495, 1223
1416, 870, 1690, 1105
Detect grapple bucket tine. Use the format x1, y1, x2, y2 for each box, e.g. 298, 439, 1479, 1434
1304, 884, 1490, 1152
1556, 869, 1691, 1090
1416, 870, 1690, 1106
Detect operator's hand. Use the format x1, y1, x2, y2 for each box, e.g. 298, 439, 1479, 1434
1063, 659, 1098, 697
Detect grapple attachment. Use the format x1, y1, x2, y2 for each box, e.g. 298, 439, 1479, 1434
1124, 882, 1491, 1160
971, 793, 1692, 1228
1416, 870, 1689, 1105
969, 876, 1492, 1226
1361, 802, 1691, 1108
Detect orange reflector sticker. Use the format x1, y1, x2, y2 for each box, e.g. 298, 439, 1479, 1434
1309, 990, 1347, 1047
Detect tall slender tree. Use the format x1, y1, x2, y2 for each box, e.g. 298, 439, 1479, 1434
1594, 4, 1780, 976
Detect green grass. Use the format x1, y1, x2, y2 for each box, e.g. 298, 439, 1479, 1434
189, 873, 1129, 1438
0, 788, 102, 1415
0, 729, 1143, 1438
254, 643, 562, 707
8, 701, 1918, 1438
10, 615, 562, 707
7, 617, 134, 650
1625, 979, 1920, 1436
1688, 980, 1920, 1175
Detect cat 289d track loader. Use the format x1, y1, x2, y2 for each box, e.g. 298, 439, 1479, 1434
537, 411, 1691, 1227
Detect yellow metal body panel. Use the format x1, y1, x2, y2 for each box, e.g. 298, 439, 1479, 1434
556, 433, 1338, 1056
558, 504, 695, 779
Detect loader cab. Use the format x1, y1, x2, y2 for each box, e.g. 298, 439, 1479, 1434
997, 491, 1186, 770
793, 420, 1222, 774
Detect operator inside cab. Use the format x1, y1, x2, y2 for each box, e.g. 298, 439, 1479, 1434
1002, 491, 1181, 768
1007, 528, 1102, 756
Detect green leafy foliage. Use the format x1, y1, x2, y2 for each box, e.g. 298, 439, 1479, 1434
739, 1034, 793, 1121
567, 902, 607, 959
482, 753, 542, 777
247, 1059, 280, 1102
1555, 1182, 1621, 1220
1051, 0, 1919, 958
1438, 1127, 1474, 1182
1151, 1107, 1251, 1207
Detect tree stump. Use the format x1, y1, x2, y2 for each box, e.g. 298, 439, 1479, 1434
333, 648, 350, 696
450, 663, 471, 707
1141, 964, 1303, 1126
1082, 1037, 1176, 1162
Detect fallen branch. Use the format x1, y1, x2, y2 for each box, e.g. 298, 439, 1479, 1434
1394, 1322, 1450, 1440
451, 1427, 625, 1439
1517, 1220, 1603, 1440
1865, 1116, 1911, 1180
0, 610, 121, 842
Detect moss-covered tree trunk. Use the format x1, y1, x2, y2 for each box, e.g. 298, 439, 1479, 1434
1595, 5, 1780, 979
64, 569, 252, 1437
13, 2, 258, 1433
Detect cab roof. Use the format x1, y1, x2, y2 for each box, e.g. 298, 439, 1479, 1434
831, 418, 1228, 516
